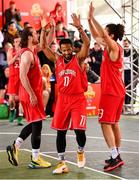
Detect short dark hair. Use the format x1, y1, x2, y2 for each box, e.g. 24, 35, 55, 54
74, 40, 82, 48
8, 21, 15, 26
9, 0, 15, 5
23, 22, 30, 27
56, 21, 63, 26
123, 37, 130, 44
20, 27, 33, 48
59, 38, 73, 48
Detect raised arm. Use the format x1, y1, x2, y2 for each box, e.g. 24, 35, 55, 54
70, 13, 90, 62
88, 3, 100, 41
88, 1, 117, 51
46, 19, 56, 45
88, 1, 120, 62
40, 16, 58, 63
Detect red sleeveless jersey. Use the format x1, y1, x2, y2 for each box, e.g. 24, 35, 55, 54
56, 55, 88, 95
19, 48, 43, 102
100, 44, 125, 97
9, 49, 20, 76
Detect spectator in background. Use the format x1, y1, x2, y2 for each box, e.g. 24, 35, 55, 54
0, 42, 12, 67
56, 21, 68, 44
3, 21, 19, 45
50, 2, 65, 24
0, 65, 9, 102
79, 29, 91, 43
73, 42, 100, 84
123, 38, 139, 107
4, 0, 22, 31
73, 40, 82, 53
0, 30, 4, 48
23, 22, 31, 29
89, 42, 103, 76
85, 63, 100, 83
41, 64, 52, 112
0, 45, 8, 67
0, 43, 12, 102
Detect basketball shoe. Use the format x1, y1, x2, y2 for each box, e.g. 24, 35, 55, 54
104, 155, 124, 172
53, 161, 69, 174
6, 141, 19, 166
28, 155, 51, 169
77, 151, 86, 168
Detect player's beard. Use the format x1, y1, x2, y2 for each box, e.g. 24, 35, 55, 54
64, 54, 73, 62
32, 38, 39, 45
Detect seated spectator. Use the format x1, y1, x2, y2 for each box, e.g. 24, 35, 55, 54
56, 21, 68, 44
85, 63, 100, 83
4, 0, 22, 31
3, 21, 19, 45
89, 42, 103, 76
50, 2, 65, 24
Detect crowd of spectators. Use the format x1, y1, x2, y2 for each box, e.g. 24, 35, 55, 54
1, 1, 139, 119
0, 1, 104, 120
4, 1, 139, 117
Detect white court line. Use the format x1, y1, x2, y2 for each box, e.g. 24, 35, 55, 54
0, 132, 139, 143
0, 150, 6, 153
0, 147, 127, 180
1, 146, 138, 155
42, 150, 139, 154
23, 149, 127, 180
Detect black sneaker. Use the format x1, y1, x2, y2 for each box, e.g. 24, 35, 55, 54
105, 154, 124, 164
105, 156, 112, 164
104, 156, 124, 172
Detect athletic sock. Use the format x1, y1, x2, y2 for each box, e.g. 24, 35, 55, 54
111, 147, 118, 159
15, 137, 23, 149
32, 149, 40, 161
117, 147, 121, 154
78, 146, 84, 152
58, 152, 65, 161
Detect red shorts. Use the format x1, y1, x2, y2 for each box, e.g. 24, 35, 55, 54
7, 75, 19, 95
98, 94, 124, 124
51, 93, 87, 130
20, 94, 46, 123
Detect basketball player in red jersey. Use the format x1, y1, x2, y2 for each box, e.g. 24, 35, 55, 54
7, 34, 23, 125
6, 27, 51, 169
40, 14, 90, 174
88, 1, 125, 172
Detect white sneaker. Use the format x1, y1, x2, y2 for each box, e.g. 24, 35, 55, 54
77, 151, 86, 168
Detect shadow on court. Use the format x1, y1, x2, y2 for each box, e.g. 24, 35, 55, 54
0, 115, 139, 179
